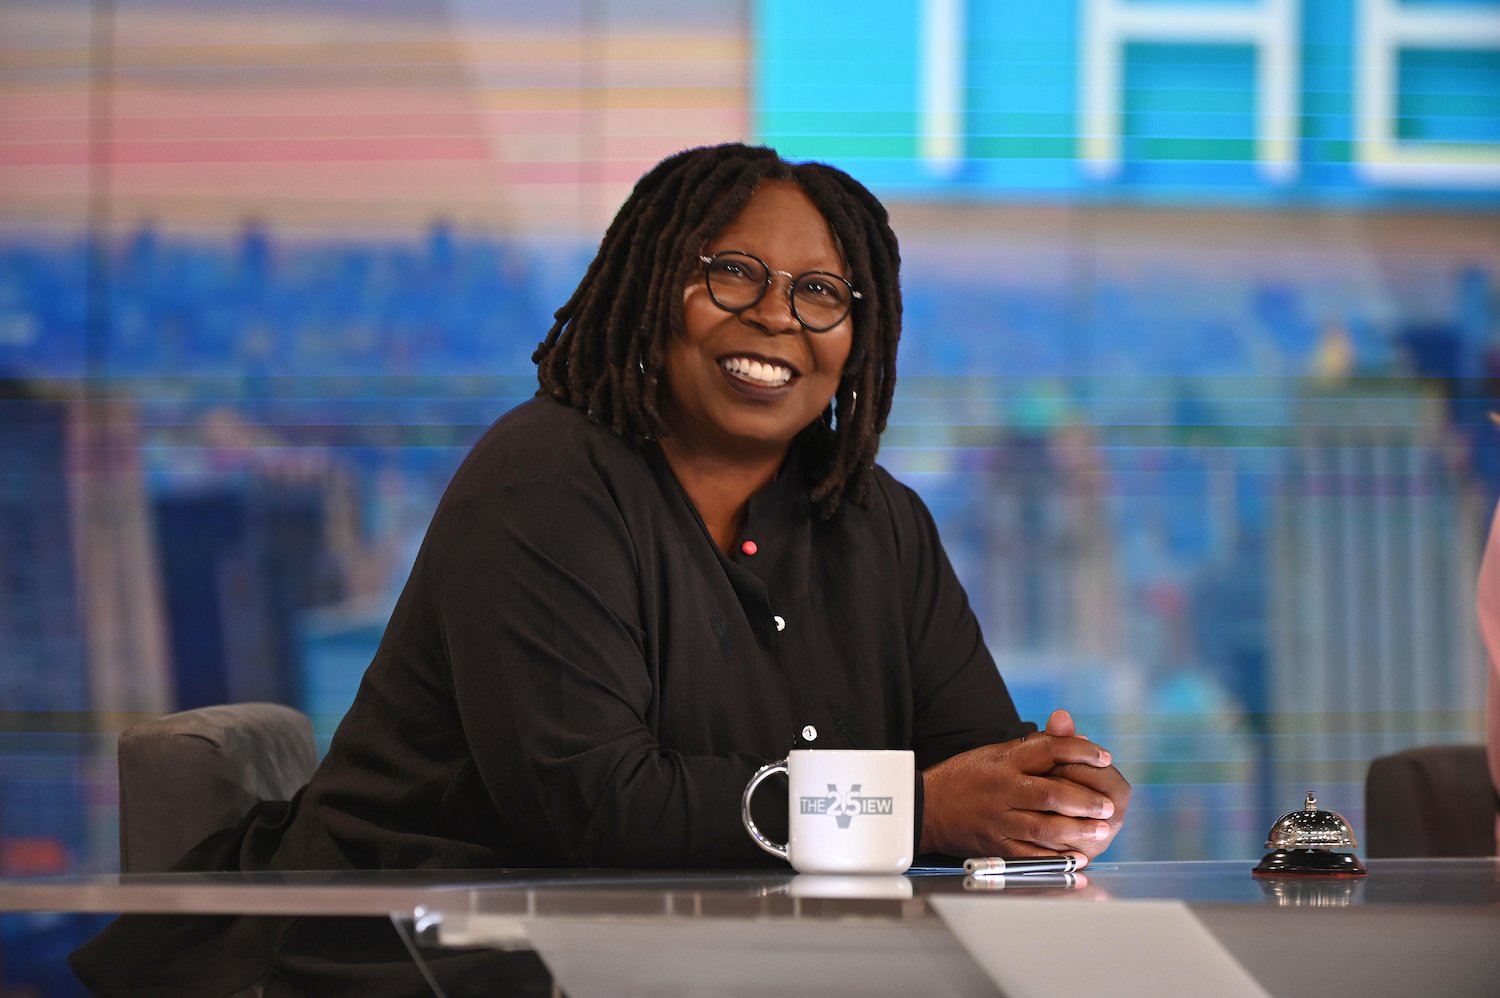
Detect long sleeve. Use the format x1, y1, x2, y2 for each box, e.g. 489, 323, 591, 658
429, 458, 775, 868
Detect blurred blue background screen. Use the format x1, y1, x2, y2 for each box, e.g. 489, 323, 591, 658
0, 13, 1497, 979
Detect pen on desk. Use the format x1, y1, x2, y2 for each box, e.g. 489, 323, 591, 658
963, 856, 1081, 877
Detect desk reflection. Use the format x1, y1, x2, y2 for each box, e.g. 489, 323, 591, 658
1, 860, 1491, 997
788, 874, 914, 899
71, 913, 553, 998
1256, 875, 1364, 908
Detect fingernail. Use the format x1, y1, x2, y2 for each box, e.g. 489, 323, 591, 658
1098, 750, 1112, 766
1098, 801, 1115, 819
1093, 823, 1111, 840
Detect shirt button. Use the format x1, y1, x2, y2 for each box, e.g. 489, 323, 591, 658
773, 615, 786, 632
741, 540, 758, 556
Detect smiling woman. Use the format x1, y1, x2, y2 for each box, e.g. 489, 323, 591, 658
73, 143, 1129, 997
533, 144, 902, 525
661, 180, 856, 550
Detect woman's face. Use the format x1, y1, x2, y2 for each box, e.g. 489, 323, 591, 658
662, 180, 855, 463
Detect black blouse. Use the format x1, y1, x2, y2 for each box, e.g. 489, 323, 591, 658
262, 395, 1033, 872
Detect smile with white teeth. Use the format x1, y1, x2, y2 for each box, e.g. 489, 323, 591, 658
719, 356, 793, 387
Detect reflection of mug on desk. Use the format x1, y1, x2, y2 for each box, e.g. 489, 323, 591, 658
741, 750, 914, 875
789, 874, 914, 900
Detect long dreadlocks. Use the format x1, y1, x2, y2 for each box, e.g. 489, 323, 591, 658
533, 143, 902, 520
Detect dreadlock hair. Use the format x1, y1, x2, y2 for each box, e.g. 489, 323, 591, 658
533, 142, 903, 520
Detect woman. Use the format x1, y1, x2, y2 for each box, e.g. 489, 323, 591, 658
262, 141, 1128, 870
76, 143, 1128, 993
1481, 496, 1500, 846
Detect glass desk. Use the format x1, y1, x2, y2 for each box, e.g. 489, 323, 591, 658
4, 859, 1498, 997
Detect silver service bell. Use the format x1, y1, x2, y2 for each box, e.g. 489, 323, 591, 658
1252, 792, 1367, 877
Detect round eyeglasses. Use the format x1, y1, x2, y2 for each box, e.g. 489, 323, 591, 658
697, 250, 862, 332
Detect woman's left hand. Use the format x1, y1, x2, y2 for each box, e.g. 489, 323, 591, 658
1040, 709, 1131, 863
919, 709, 1130, 862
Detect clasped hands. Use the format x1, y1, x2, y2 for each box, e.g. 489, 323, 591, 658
920, 709, 1131, 867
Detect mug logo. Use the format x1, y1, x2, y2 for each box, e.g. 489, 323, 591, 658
798, 783, 895, 829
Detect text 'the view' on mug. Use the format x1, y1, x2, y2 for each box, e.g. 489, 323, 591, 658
740, 749, 914, 875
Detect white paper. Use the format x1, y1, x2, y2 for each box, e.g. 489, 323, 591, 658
930, 896, 1270, 998
523, 916, 997, 998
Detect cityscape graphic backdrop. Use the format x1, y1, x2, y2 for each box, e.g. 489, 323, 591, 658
1, 6, 1498, 966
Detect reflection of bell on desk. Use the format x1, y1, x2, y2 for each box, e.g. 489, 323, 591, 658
1257, 875, 1364, 907
1252, 792, 1368, 877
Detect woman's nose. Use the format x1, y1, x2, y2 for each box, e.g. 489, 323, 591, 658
742, 271, 800, 332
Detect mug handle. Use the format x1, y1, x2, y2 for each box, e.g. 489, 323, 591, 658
741, 758, 789, 860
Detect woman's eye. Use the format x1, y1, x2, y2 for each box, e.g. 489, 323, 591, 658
714, 261, 754, 281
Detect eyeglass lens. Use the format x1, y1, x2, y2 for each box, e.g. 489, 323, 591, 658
704, 252, 854, 331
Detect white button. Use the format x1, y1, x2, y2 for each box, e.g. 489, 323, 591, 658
773, 615, 786, 632
801, 725, 817, 742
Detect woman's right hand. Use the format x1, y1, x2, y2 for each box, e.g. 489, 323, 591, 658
919, 710, 1130, 864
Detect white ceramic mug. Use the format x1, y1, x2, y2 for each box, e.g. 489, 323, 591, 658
741, 749, 915, 875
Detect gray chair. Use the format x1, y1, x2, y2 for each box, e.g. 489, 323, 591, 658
1364, 744, 1497, 858
117, 703, 318, 873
